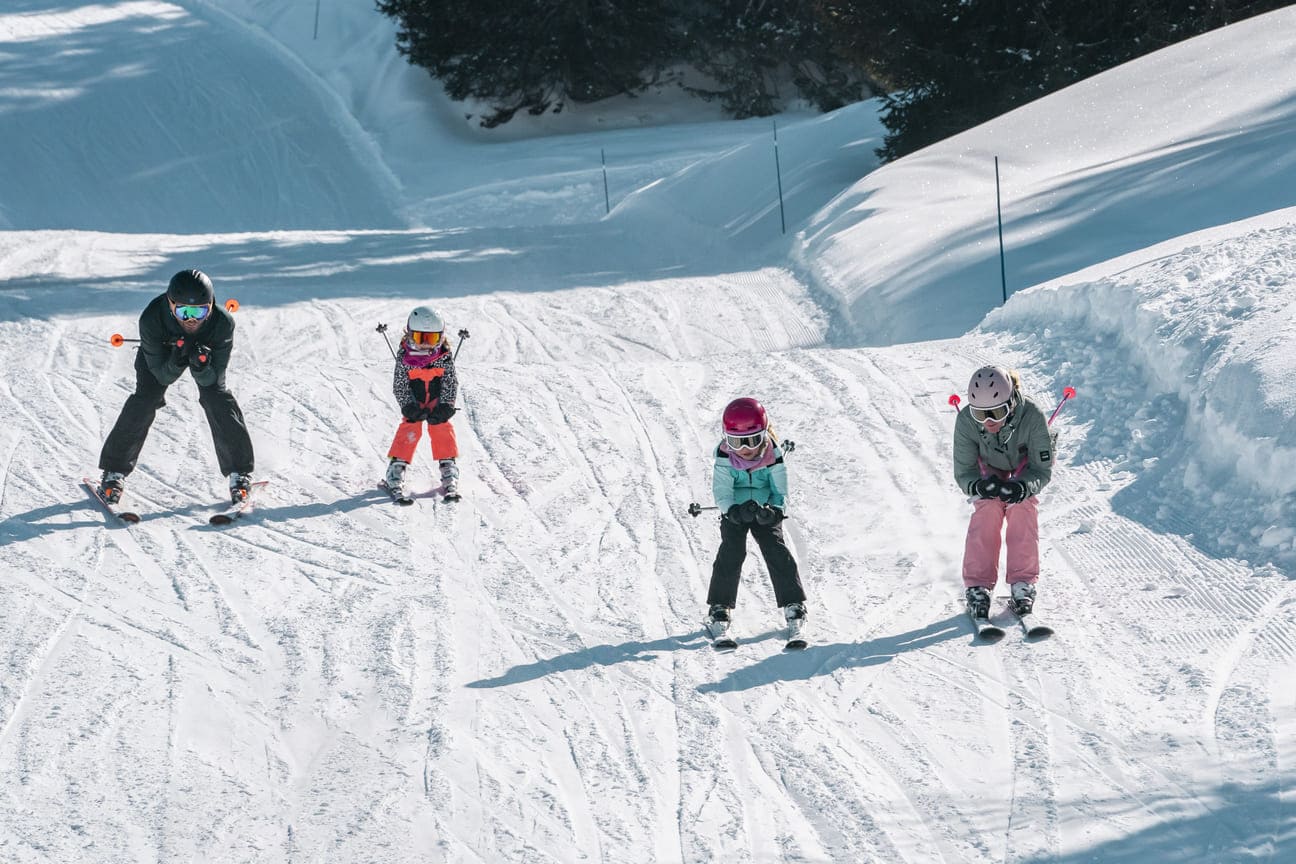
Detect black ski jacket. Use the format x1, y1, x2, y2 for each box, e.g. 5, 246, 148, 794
137, 293, 236, 388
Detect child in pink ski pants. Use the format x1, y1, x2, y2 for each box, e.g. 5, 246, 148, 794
952, 367, 1054, 591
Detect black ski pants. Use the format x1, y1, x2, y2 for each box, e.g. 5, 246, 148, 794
707, 516, 805, 609
99, 349, 255, 477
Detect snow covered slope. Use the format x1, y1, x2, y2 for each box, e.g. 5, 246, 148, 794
0, 2, 1292, 862
798, 5, 1296, 346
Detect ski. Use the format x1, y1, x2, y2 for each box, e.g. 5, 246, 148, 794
210, 480, 269, 525
1010, 607, 1054, 638
82, 477, 140, 524
968, 608, 1005, 640
378, 480, 414, 506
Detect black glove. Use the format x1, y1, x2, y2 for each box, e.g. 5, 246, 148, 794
724, 504, 745, 525
754, 504, 784, 526
997, 478, 1029, 504
738, 500, 762, 524
401, 403, 428, 422
428, 401, 457, 424
168, 339, 190, 370
970, 476, 1001, 499
188, 344, 212, 371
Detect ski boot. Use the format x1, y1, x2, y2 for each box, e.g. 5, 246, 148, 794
384, 459, 408, 495
782, 601, 808, 649
439, 458, 460, 499
228, 472, 253, 504
965, 586, 992, 620
1010, 581, 1036, 616
704, 604, 732, 640
99, 470, 126, 505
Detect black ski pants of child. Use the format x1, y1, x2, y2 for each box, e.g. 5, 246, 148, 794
707, 516, 805, 609
99, 350, 254, 477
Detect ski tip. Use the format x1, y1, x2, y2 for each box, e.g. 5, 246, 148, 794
784, 639, 809, 651
119, 511, 142, 524
712, 641, 738, 653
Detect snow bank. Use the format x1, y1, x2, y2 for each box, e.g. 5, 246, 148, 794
797, 5, 1296, 346
988, 210, 1296, 564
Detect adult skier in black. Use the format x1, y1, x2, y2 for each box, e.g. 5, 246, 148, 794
98, 269, 255, 504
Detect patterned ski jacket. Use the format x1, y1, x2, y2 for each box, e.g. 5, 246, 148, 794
952, 396, 1053, 497
711, 441, 790, 513
138, 293, 236, 389
392, 338, 458, 412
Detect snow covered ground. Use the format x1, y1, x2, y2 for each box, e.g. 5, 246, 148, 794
0, 2, 1293, 862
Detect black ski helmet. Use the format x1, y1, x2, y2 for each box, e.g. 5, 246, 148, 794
167, 269, 214, 306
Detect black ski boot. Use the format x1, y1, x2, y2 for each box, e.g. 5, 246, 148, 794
965, 586, 992, 620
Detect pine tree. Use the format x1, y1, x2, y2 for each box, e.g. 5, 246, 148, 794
818, 0, 1291, 161
377, 0, 683, 126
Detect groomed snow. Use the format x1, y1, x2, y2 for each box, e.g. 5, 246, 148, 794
0, 2, 1293, 862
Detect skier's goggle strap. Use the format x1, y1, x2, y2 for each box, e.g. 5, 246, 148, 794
172, 303, 211, 321
725, 430, 765, 449
970, 402, 1012, 423
410, 330, 442, 346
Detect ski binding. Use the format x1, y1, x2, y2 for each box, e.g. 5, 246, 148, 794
210, 480, 269, 525
82, 477, 140, 524
378, 479, 414, 506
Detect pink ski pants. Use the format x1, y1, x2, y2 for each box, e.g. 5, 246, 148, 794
961, 496, 1039, 589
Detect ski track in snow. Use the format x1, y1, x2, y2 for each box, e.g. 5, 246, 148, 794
1, 262, 1293, 861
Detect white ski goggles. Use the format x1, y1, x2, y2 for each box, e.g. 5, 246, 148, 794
725, 430, 766, 450
970, 402, 1012, 424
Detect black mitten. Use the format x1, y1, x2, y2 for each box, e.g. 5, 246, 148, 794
428, 401, 457, 424
169, 339, 189, 370
754, 505, 783, 526
189, 344, 211, 371
997, 479, 1029, 504
970, 476, 1001, 499
401, 403, 427, 422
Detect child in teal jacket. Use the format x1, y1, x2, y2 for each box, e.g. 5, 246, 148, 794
705, 397, 807, 634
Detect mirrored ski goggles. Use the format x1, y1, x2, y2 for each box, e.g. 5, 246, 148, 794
409, 330, 442, 346
725, 430, 766, 450
171, 303, 211, 321
970, 402, 1012, 423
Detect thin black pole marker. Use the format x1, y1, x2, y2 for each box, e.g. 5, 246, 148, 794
773, 120, 786, 235
995, 156, 1007, 304
452, 328, 470, 362
601, 149, 611, 215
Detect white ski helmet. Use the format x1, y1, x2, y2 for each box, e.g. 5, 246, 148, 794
405, 305, 445, 352
967, 365, 1015, 409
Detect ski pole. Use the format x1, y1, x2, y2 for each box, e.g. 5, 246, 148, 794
1047, 386, 1077, 425
109, 334, 139, 347
948, 393, 962, 411
687, 503, 717, 518
375, 323, 399, 361
452, 328, 470, 362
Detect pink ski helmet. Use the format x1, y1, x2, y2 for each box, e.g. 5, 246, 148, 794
968, 366, 1015, 408
722, 397, 767, 436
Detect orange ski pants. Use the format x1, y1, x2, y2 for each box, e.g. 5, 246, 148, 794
387, 419, 458, 463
